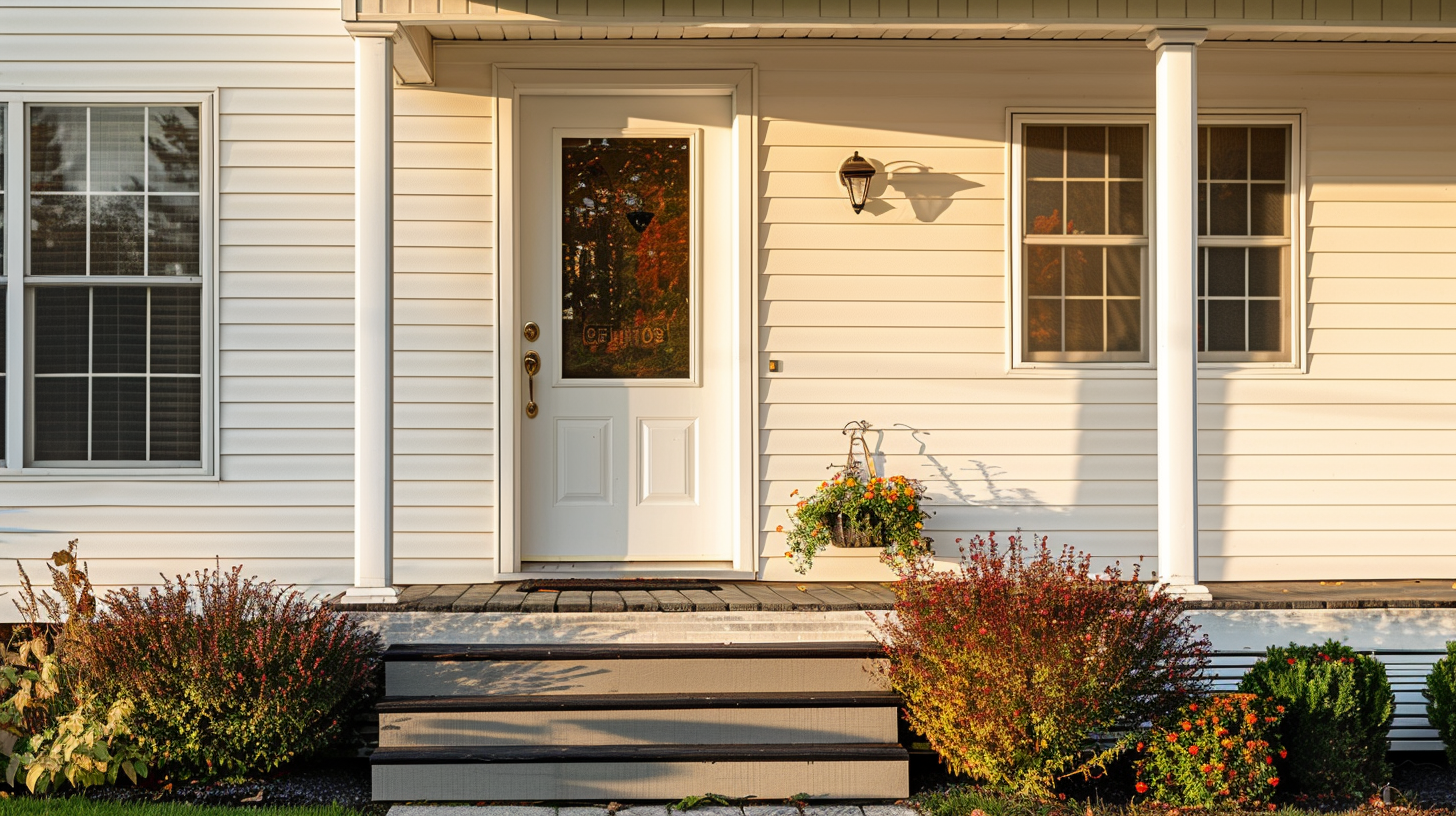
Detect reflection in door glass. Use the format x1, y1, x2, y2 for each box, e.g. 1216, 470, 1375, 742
561, 137, 691, 379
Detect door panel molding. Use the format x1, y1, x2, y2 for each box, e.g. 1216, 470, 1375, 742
493, 66, 758, 579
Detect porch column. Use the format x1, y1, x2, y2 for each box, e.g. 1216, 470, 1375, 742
346, 25, 398, 603
1147, 28, 1211, 598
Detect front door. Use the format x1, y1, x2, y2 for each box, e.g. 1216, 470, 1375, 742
516, 93, 735, 568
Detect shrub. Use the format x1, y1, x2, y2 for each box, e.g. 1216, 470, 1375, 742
1, 543, 153, 793
1236, 640, 1393, 802
1134, 693, 1285, 808
1424, 641, 1456, 767
73, 565, 382, 782
874, 532, 1211, 797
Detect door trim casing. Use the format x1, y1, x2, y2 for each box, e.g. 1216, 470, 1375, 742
492, 67, 759, 580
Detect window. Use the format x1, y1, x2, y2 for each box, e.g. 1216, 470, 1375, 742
1197, 123, 1295, 363
1, 98, 210, 472
1016, 120, 1149, 364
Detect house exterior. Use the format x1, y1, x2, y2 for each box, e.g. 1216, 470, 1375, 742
2, 0, 1455, 607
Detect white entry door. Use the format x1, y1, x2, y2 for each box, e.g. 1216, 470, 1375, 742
516, 93, 736, 567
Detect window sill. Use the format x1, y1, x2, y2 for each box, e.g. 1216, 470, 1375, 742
0, 466, 216, 481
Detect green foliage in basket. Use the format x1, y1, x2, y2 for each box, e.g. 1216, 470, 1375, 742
780, 465, 931, 574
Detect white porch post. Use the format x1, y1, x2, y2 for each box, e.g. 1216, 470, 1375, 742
1147, 28, 1211, 598
346, 26, 398, 603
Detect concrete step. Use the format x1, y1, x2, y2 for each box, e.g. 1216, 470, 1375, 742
377, 692, 900, 747
370, 743, 910, 801
383, 643, 889, 698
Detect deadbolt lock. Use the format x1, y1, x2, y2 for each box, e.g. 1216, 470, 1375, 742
523, 321, 540, 342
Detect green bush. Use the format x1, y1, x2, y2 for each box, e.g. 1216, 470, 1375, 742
1422, 641, 1456, 766
1236, 640, 1393, 802
73, 565, 382, 782
1134, 693, 1285, 808
874, 532, 1211, 797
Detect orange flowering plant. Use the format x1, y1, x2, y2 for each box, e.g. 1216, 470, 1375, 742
1134, 693, 1286, 809
781, 465, 931, 574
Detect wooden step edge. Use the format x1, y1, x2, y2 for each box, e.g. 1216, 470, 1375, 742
382, 641, 885, 662
370, 743, 910, 765
377, 691, 901, 713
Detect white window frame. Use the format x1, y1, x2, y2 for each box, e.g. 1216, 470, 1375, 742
1008, 112, 1158, 371
0, 92, 217, 479
1196, 112, 1306, 371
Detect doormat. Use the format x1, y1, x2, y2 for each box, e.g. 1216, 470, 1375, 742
516, 579, 722, 593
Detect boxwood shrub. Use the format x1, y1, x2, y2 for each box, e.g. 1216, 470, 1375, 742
1237, 640, 1393, 802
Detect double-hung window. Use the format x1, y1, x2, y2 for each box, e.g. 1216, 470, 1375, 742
2, 97, 211, 473
1014, 118, 1151, 365
1197, 120, 1297, 364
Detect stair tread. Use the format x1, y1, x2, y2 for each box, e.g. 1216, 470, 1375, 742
371, 743, 910, 764
377, 691, 899, 712
383, 641, 884, 661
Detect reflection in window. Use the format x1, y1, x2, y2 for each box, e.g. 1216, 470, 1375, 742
560, 137, 691, 380
1022, 124, 1148, 362
1197, 126, 1292, 361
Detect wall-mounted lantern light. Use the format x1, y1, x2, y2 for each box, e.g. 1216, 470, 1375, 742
838, 152, 876, 214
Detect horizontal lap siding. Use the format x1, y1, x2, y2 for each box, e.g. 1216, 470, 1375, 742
1199, 46, 1456, 580
393, 56, 496, 582
0, 1, 495, 607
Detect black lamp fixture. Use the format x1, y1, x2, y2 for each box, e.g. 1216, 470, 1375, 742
837, 152, 877, 214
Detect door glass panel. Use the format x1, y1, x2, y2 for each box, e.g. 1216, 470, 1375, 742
560, 136, 691, 380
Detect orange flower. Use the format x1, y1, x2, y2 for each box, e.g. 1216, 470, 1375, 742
1200, 765, 1213, 774
1181, 722, 1192, 731
790, 489, 799, 497
775, 525, 784, 532
1134, 782, 1148, 794
1268, 778, 1280, 787
1166, 733, 1179, 743
797, 501, 807, 509
1188, 745, 1199, 756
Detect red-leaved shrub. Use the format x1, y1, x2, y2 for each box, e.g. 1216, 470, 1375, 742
1134, 693, 1286, 808
74, 566, 381, 781
874, 532, 1210, 796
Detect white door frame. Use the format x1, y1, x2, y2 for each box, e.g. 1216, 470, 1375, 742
492, 67, 759, 579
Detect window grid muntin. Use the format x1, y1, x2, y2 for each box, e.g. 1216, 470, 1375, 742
23, 101, 205, 468
1022, 123, 1149, 363
28, 105, 201, 279
1196, 124, 1293, 362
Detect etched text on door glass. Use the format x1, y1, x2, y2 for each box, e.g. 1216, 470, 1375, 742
561, 137, 690, 380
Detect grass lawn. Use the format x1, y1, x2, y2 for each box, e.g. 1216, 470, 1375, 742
0, 798, 366, 816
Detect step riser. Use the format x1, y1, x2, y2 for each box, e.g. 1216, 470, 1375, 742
386, 658, 889, 697
373, 760, 909, 801
379, 706, 898, 747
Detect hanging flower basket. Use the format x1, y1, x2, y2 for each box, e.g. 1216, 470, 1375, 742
778, 420, 933, 573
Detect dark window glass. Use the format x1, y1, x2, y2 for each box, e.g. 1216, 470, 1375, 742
92, 377, 147, 460
1250, 128, 1286, 181
1210, 183, 1247, 235
29, 107, 87, 193
92, 287, 147, 374
150, 378, 201, 461
34, 377, 89, 461
1107, 247, 1140, 297
1066, 127, 1106, 178
1025, 127, 1063, 178
1107, 298, 1140, 352
1064, 247, 1101, 297
1109, 181, 1144, 235
34, 288, 90, 374
1209, 127, 1248, 180
1207, 248, 1245, 297
1248, 300, 1282, 352
1064, 299, 1103, 352
1250, 183, 1286, 236
1065, 181, 1105, 236
1207, 300, 1245, 351
1027, 246, 1061, 297
1107, 127, 1144, 179
151, 288, 201, 374
1025, 181, 1064, 234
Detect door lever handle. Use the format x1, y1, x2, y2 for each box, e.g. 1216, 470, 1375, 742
523, 351, 541, 418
